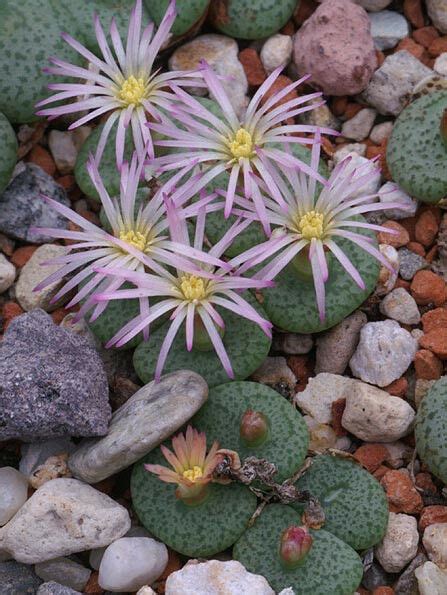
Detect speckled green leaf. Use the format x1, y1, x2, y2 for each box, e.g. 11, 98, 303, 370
0, 0, 83, 123
144, 0, 209, 36
75, 123, 135, 201
209, 0, 298, 39
191, 382, 309, 482
415, 377, 447, 484
292, 455, 388, 551
234, 504, 363, 595
261, 222, 380, 334
131, 447, 257, 557
387, 90, 447, 203
0, 112, 17, 193
133, 292, 271, 387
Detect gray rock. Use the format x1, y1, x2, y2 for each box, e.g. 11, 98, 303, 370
15, 244, 68, 312
415, 561, 447, 595
370, 120, 393, 144
0, 309, 110, 441
0, 560, 42, 594
299, 100, 341, 130
37, 582, 81, 595
35, 558, 90, 591
378, 182, 418, 220
395, 552, 428, 595
380, 288, 421, 325
68, 370, 208, 483
20, 438, 76, 478
260, 34, 293, 74
0, 467, 28, 527
48, 131, 78, 175
369, 11, 410, 51
361, 51, 433, 115
272, 332, 313, 355
398, 247, 429, 281
423, 523, 447, 568
295, 373, 355, 423
375, 513, 419, 572
315, 310, 367, 374
0, 253, 15, 294
349, 320, 418, 387
362, 562, 391, 591
0, 478, 131, 564
427, 0, 447, 34
0, 164, 70, 243
341, 108, 376, 141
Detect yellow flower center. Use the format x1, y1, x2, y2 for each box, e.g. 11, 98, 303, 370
229, 128, 254, 160
119, 229, 148, 252
182, 466, 203, 482
118, 75, 147, 106
298, 211, 325, 240
180, 275, 207, 302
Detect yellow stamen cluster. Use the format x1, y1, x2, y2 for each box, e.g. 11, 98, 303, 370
118, 75, 147, 106
120, 229, 148, 252
182, 466, 204, 482
298, 210, 325, 240
229, 128, 254, 160
180, 275, 207, 302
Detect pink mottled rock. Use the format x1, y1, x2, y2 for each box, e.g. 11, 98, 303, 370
293, 0, 377, 96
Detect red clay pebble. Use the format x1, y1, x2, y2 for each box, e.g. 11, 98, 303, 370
411, 271, 446, 306
426, 245, 438, 264
377, 221, 410, 248
293, 0, 318, 26
414, 349, 443, 379
407, 241, 425, 257
287, 355, 313, 392
238, 48, 266, 87
331, 398, 347, 437
419, 506, 447, 531
373, 588, 394, 595
415, 210, 439, 247
421, 308, 447, 333
374, 465, 390, 482
428, 37, 447, 58
331, 96, 348, 117
2, 302, 24, 331
384, 377, 408, 398
260, 75, 297, 109
393, 278, 411, 291
404, 0, 424, 28
396, 37, 426, 61
27, 145, 56, 177
10, 245, 38, 268
83, 571, 104, 594
354, 444, 388, 473
419, 329, 447, 360
415, 472, 438, 494
413, 26, 440, 49
381, 470, 423, 514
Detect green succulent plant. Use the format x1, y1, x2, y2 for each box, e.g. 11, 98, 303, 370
415, 377, 447, 484
133, 292, 271, 387
0, 112, 17, 193
387, 90, 447, 203
208, 0, 298, 40
144, 0, 209, 37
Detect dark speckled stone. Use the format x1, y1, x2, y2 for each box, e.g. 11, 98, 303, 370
0, 309, 111, 441
0, 561, 42, 595
37, 582, 81, 595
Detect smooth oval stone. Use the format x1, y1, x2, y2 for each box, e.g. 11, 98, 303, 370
0, 467, 28, 526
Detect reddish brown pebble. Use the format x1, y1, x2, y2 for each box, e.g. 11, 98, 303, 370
381, 469, 423, 514
293, 0, 318, 26
344, 103, 364, 120
357, 589, 371, 595
419, 329, 447, 360
428, 37, 447, 58
238, 48, 267, 87
280, 20, 295, 36
27, 145, 56, 177
426, 245, 438, 264
55, 174, 76, 191
374, 465, 390, 482
396, 37, 426, 61
414, 349, 443, 379
260, 75, 297, 109
399, 216, 417, 242
421, 308, 447, 333
331, 398, 347, 437
393, 278, 411, 291
407, 241, 426, 257
287, 355, 313, 392
415, 472, 438, 494
419, 506, 447, 531
377, 221, 410, 248
415, 210, 439, 247
411, 271, 446, 306
376, 50, 385, 67
384, 377, 408, 398
373, 588, 394, 595
354, 444, 389, 473
10, 245, 38, 268
2, 302, 24, 331
83, 571, 104, 594
403, 0, 425, 29
331, 96, 348, 117
413, 26, 440, 49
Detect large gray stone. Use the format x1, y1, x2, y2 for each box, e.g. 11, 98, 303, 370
68, 370, 208, 483
0, 310, 110, 441
35, 558, 90, 591
369, 11, 409, 51
0, 164, 70, 243
0, 560, 42, 594
37, 582, 81, 595
0, 478, 130, 564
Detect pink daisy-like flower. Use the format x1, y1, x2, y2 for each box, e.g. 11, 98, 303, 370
35, 0, 201, 167
94, 197, 273, 380
32, 152, 218, 330
146, 61, 335, 235
228, 133, 410, 321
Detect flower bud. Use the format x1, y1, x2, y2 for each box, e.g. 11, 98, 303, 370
240, 409, 269, 447
279, 525, 313, 569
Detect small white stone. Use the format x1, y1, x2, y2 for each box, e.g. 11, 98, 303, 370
370, 121, 393, 144
342, 380, 415, 442
35, 557, 91, 591
350, 320, 418, 387
278, 589, 295, 595
423, 524, 447, 569
375, 513, 419, 572
380, 288, 421, 325
15, 244, 68, 312
89, 525, 152, 571
137, 587, 157, 595
333, 144, 366, 162
341, 108, 377, 141
48, 131, 78, 175
98, 537, 168, 592
0, 467, 28, 526
415, 561, 447, 595
0, 254, 16, 293
378, 182, 418, 220
369, 10, 410, 51
427, 0, 447, 34
165, 560, 275, 595
375, 244, 399, 296
295, 373, 355, 424
260, 34, 293, 74
434, 53, 447, 77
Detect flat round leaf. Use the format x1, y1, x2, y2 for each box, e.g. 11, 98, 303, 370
144, 0, 209, 36
0, 112, 17, 193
